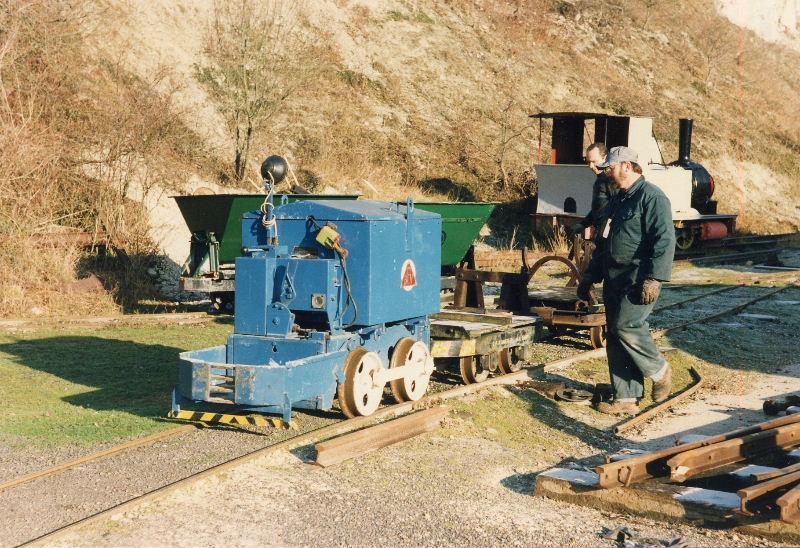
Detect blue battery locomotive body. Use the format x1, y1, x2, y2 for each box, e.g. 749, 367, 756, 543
173, 194, 441, 423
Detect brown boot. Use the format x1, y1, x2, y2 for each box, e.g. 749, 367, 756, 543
652, 365, 673, 403
596, 401, 640, 416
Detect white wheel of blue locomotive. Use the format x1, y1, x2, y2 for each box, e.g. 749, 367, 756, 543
390, 338, 434, 402
339, 348, 384, 418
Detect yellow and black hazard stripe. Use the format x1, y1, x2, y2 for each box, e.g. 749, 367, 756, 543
168, 410, 295, 430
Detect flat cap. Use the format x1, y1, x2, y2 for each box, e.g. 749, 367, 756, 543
596, 146, 638, 168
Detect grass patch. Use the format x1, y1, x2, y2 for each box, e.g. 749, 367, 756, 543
0, 321, 232, 447
446, 386, 608, 454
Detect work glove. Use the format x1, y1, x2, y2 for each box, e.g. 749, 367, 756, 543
639, 278, 662, 305
576, 276, 594, 302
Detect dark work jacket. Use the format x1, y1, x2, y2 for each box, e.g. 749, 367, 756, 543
575, 173, 617, 232
586, 176, 675, 291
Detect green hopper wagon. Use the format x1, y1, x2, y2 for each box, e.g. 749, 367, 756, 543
174, 194, 496, 312
414, 202, 496, 270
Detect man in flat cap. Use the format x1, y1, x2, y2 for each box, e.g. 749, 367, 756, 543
577, 146, 676, 415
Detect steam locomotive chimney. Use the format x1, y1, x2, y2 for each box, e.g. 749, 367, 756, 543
678, 118, 693, 166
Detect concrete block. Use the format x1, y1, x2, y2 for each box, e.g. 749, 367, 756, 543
675, 487, 741, 509
538, 467, 600, 487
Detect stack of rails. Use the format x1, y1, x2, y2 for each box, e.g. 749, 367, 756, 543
536, 411, 800, 531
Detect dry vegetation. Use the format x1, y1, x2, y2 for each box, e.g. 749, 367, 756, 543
0, 1, 218, 315
1, 0, 799, 317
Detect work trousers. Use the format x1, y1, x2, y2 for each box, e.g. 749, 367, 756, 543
603, 286, 666, 400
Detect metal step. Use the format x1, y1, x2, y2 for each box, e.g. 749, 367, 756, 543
206, 396, 235, 405
210, 374, 233, 382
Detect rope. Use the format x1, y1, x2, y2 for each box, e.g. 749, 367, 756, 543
285, 157, 302, 191
260, 171, 277, 240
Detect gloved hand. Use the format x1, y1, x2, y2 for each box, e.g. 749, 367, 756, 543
639, 278, 662, 305
576, 276, 594, 302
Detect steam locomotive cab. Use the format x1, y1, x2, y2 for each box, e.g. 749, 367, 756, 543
531, 112, 736, 250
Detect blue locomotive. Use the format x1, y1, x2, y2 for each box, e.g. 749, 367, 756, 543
172, 157, 442, 422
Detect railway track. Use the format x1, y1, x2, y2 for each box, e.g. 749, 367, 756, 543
8, 282, 797, 545
651, 283, 792, 337
674, 232, 796, 263
0, 425, 197, 494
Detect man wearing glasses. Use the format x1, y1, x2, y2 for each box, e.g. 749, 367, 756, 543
577, 146, 676, 415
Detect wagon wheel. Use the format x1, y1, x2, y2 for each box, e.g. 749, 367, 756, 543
389, 337, 433, 402
522, 251, 582, 288
459, 354, 494, 384
675, 228, 695, 251
497, 347, 524, 374
589, 325, 607, 349
338, 348, 384, 418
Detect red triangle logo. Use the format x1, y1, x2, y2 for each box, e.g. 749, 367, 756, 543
401, 260, 417, 290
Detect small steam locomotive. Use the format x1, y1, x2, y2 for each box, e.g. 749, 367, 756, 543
531, 112, 736, 250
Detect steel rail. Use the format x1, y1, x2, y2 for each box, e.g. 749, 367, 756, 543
667, 422, 800, 482
652, 285, 791, 338
738, 469, 800, 514
0, 424, 196, 494
703, 232, 798, 248
751, 461, 800, 482
596, 413, 800, 489
674, 248, 780, 265
653, 285, 739, 313
613, 367, 703, 435
778, 483, 800, 523
21, 347, 602, 546
612, 285, 790, 436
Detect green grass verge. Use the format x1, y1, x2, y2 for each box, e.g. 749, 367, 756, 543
446, 386, 612, 456
0, 320, 232, 447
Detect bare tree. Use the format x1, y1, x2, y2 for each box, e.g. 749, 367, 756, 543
683, 0, 738, 90
196, 0, 326, 182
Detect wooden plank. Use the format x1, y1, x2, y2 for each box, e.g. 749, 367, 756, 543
431, 339, 474, 358
433, 310, 514, 325
314, 406, 450, 467
475, 324, 541, 355
431, 312, 539, 338
431, 321, 497, 339
527, 286, 579, 301
535, 469, 736, 524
